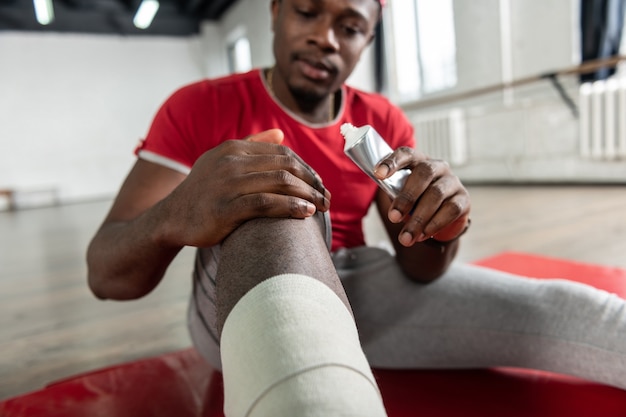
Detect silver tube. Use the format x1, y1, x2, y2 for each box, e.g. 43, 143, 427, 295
341, 123, 410, 199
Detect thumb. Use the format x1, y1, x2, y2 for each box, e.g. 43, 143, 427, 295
245, 129, 284, 144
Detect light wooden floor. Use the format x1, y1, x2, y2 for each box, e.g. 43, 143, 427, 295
1, 184, 626, 400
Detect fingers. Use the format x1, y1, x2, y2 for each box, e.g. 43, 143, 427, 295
374, 146, 418, 180
224, 141, 330, 204
232, 168, 331, 213
219, 139, 329, 202
244, 131, 317, 186
209, 138, 331, 221
175, 130, 332, 248
387, 159, 439, 223
378, 148, 470, 247
231, 193, 319, 220
398, 185, 470, 246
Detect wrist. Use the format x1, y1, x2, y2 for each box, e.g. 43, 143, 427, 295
147, 197, 186, 249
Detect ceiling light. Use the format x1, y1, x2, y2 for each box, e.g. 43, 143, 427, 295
33, 0, 55, 25
133, 0, 160, 30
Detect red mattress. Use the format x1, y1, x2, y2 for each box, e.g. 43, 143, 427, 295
2, 252, 626, 417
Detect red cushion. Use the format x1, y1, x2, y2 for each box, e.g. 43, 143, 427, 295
1, 252, 625, 417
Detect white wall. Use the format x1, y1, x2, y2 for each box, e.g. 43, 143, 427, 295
0, 32, 208, 203
509, 0, 580, 79
196, 23, 228, 79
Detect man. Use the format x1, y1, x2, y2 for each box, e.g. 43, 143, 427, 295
87, 0, 626, 414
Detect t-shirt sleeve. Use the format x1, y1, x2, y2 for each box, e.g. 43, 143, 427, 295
134, 83, 210, 174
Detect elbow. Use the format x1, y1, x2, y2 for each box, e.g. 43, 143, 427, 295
86, 241, 111, 299
87, 273, 110, 300
87, 258, 152, 300
87, 271, 152, 300
86, 249, 113, 299
86, 243, 149, 300
87, 266, 118, 300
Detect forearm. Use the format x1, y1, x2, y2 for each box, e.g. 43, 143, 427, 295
372, 145, 471, 282
86, 200, 183, 300
376, 190, 463, 282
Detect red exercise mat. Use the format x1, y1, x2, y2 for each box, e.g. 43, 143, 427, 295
2, 252, 625, 417
475, 251, 626, 297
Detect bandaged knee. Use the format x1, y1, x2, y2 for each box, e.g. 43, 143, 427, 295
220, 273, 387, 417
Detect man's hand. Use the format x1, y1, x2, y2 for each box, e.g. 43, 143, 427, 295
374, 147, 470, 247
162, 129, 331, 248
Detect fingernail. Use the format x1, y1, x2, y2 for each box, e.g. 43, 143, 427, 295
374, 164, 389, 178
303, 202, 316, 216
389, 209, 403, 223
400, 231, 413, 246
417, 233, 429, 242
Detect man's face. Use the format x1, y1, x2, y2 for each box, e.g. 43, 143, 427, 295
271, 0, 379, 101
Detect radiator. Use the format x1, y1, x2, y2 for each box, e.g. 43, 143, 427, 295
411, 108, 468, 166
579, 78, 626, 160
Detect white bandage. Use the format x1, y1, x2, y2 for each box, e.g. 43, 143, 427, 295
220, 274, 387, 417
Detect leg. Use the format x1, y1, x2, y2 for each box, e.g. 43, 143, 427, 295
215, 214, 348, 334
335, 247, 626, 390
215, 215, 387, 417
187, 212, 333, 370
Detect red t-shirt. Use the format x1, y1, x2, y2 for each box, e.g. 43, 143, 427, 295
136, 69, 415, 250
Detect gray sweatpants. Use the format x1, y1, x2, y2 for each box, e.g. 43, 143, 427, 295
189, 244, 626, 390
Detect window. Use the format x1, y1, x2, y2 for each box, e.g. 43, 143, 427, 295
617, 7, 626, 79
386, 0, 458, 101
227, 36, 252, 74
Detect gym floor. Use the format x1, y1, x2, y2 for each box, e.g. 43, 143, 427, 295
1, 184, 625, 400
